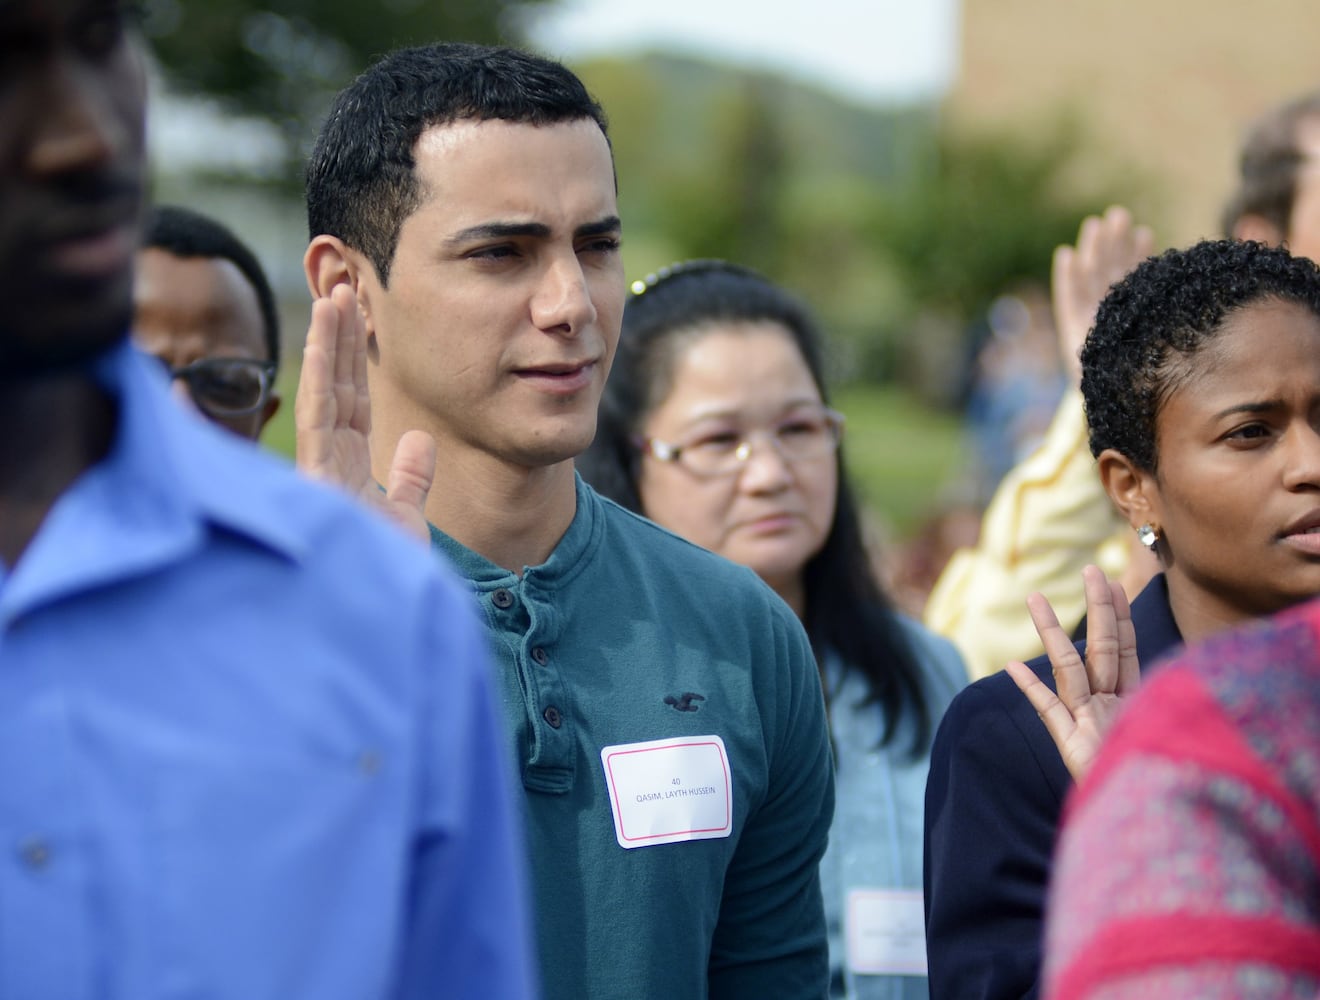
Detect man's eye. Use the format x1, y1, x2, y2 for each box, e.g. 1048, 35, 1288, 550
579, 237, 621, 255
470, 245, 518, 261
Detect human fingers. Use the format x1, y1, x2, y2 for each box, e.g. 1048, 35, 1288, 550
1111, 580, 1141, 696
1052, 243, 1085, 385
1080, 564, 1119, 696
295, 297, 338, 476
385, 429, 436, 544
1006, 660, 1080, 767
1026, 590, 1090, 712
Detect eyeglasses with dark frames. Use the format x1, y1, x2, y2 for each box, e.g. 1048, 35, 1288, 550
157, 357, 278, 418
634, 407, 845, 478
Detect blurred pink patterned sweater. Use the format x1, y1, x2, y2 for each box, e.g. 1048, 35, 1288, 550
1042, 598, 1320, 999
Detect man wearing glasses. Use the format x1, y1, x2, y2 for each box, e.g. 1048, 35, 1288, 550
133, 205, 281, 441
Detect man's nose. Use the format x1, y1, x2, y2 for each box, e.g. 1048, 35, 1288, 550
531, 255, 597, 336
26, 57, 125, 177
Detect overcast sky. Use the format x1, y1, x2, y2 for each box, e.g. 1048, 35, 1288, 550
528, 0, 960, 105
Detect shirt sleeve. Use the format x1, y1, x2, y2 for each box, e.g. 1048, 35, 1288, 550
924, 674, 1067, 1000
392, 572, 539, 1000
924, 390, 1126, 680
708, 600, 834, 999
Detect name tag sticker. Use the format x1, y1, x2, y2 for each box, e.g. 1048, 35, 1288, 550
600, 735, 733, 849
845, 888, 927, 976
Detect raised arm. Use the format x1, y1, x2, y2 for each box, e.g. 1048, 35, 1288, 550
295, 284, 435, 543
924, 208, 1154, 679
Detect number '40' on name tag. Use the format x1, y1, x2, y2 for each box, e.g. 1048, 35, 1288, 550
600, 735, 733, 849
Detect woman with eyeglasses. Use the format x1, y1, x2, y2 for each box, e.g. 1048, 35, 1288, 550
578, 261, 966, 1000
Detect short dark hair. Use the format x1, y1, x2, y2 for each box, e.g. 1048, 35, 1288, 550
142, 204, 281, 369
306, 42, 610, 286
578, 261, 936, 754
1221, 90, 1320, 238
1082, 239, 1320, 472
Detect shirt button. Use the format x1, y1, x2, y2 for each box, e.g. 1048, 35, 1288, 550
531, 646, 549, 666
18, 838, 51, 871
491, 589, 514, 610
542, 705, 563, 728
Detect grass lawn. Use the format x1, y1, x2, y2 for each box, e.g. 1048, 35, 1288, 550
260, 367, 967, 542
832, 383, 968, 539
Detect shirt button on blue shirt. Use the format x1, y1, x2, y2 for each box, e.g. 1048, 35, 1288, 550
492, 589, 514, 609
542, 706, 562, 728
18, 839, 50, 871
531, 646, 549, 666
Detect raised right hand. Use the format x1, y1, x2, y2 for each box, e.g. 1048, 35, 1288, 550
1005, 564, 1141, 782
295, 283, 435, 544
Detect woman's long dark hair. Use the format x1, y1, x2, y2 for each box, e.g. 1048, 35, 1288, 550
579, 261, 933, 753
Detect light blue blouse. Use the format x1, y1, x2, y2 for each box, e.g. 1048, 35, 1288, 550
820, 617, 967, 1000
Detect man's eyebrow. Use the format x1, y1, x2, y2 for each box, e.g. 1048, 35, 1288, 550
576, 216, 622, 238
444, 221, 552, 248
443, 216, 621, 249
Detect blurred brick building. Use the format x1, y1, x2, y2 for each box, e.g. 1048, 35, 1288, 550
949, 0, 1320, 246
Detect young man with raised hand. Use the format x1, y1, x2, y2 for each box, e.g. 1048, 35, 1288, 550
299, 42, 834, 1000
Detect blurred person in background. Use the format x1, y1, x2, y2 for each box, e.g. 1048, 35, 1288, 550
579, 260, 967, 1000
1225, 88, 1320, 261
0, 3, 535, 997
924, 206, 1157, 680
925, 239, 1320, 999
961, 286, 1067, 504
133, 204, 281, 441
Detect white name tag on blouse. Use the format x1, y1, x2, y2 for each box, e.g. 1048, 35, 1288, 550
845, 888, 927, 976
600, 735, 733, 849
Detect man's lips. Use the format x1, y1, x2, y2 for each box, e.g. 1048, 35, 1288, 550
30, 189, 140, 280
41, 221, 138, 279
513, 360, 598, 394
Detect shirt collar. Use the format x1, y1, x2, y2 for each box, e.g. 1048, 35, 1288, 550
429, 472, 603, 589
2, 341, 304, 620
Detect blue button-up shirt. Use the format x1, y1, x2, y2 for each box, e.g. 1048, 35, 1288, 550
0, 341, 536, 1000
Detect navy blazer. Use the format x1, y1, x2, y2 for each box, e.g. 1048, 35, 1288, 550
922, 575, 1182, 1000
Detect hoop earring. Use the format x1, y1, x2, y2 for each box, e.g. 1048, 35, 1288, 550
1136, 523, 1159, 550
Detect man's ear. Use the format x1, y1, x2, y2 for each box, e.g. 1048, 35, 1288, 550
304, 235, 377, 334
1097, 447, 1160, 532
304, 234, 356, 299
1232, 212, 1286, 248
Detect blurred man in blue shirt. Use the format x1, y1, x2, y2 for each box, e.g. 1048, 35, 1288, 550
0, 3, 536, 998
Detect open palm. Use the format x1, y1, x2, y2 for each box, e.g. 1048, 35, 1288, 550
1005, 565, 1141, 781
295, 284, 435, 544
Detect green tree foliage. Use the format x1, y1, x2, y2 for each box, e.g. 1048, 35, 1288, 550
866, 118, 1128, 324
577, 54, 1151, 389
139, 0, 554, 176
